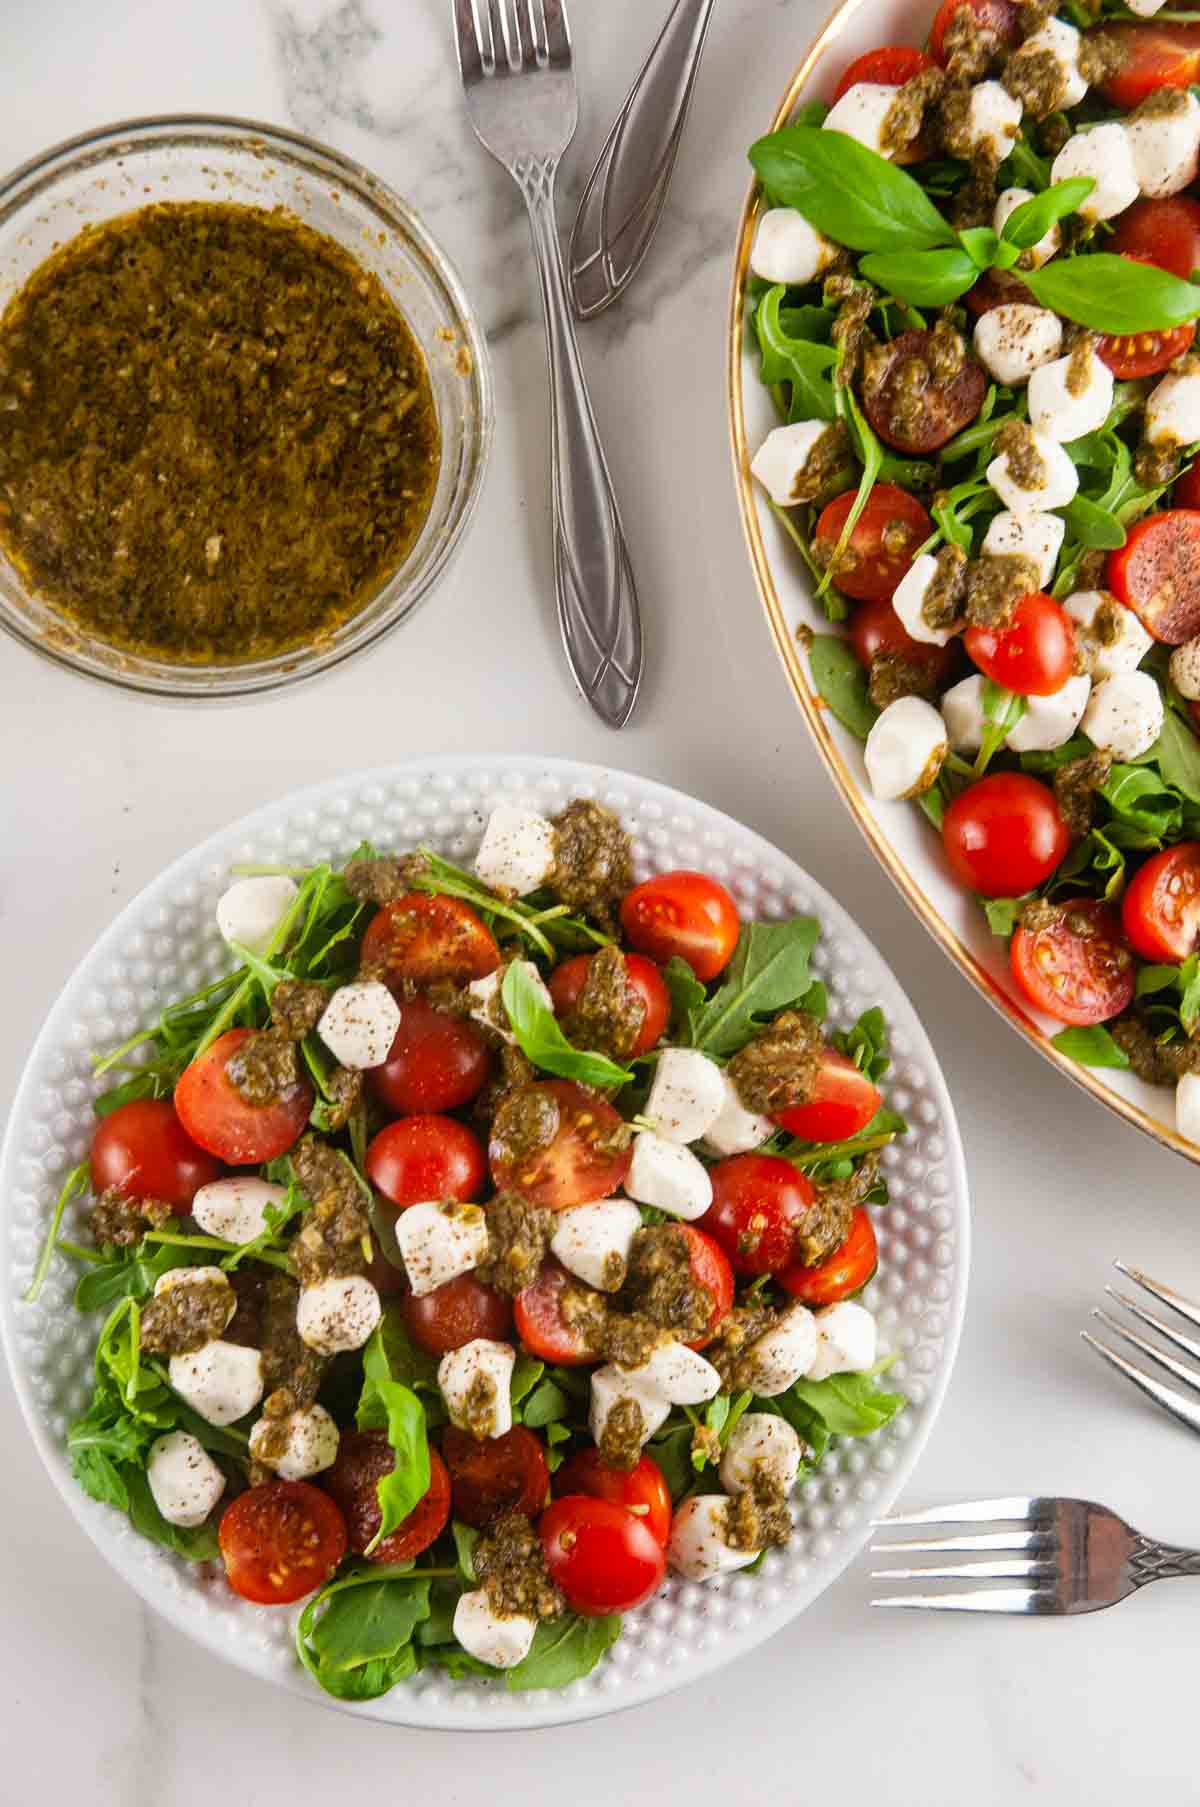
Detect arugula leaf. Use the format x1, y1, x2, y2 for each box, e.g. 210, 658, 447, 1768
781, 1364, 906, 1438
821, 379, 884, 601
357, 1323, 431, 1549
1099, 763, 1181, 849
808, 634, 879, 740
74, 1238, 195, 1312
976, 680, 1027, 776
125, 1468, 220, 1562
1050, 1024, 1131, 1068
781, 1105, 908, 1173
690, 918, 820, 1057
452, 1520, 478, 1584
296, 1568, 432, 1701
1024, 253, 1200, 332
833, 1006, 891, 1083
502, 962, 633, 1090
749, 126, 956, 252
510, 1353, 545, 1410
858, 246, 978, 307
982, 896, 1026, 937
662, 955, 705, 1042
506, 1613, 622, 1691
647, 1421, 695, 1499
1062, 492, 1126, 551
1142, 709, 1200, 805
754, 285, 837, 421
24, 1160, 89, 1303
1000, 177, 1093, 248
521, 1378, 569, 1429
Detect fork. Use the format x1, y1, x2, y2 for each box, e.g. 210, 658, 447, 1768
1082, 1260, 1200, 1437
451, 0, 644, 730
869, 1496, 1200, 1614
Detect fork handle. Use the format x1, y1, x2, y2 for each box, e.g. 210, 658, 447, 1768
1133, 1537, 1200, 1583
519, 163, 644, 729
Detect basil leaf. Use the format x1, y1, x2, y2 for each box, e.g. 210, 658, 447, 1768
1062, 493, 1126, 551
754, 285, 837, 421
506, 1613, 622, 1691
1137, 962, 1186, 998
749, 126, 956, 253
958, 227, 1002, 271
808, 632, 879, 741
501, 961, 633, 1089
782, 1363, 906, 1438
1000, 177, 1093, 248
690, 916, 820, 1057
1050, 1024, 1131, 1068
1023, 253, 1200, 333
357, 1323, 432, 1548
510, 1353, 544, 1409
858, 246, 978, 307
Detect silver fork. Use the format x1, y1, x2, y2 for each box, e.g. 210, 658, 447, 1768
1083, 1261, 1200, 1437
870, 1496, 1200, 1614
451, 0, 644, 730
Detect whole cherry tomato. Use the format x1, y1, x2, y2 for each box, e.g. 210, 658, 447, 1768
547, 951, 670, 1057
1122, 843, 1200, 962
174, 1029, 313, 1165
778, 1207, 878, 1306
620, 871, 740, 981
368, 997, 492, 1116
964, 593, 1076, 697
553, 1449, 673, 1547
442, 1425, 550, 1527
365, 1115, 486, 1209
401, 1273, 513, 1355
360, 893, 500, 985
700, 1155, 817, 1276
90, 1098, 219, 1209
942, 774, 1070, 898
539, 1496, 666, 1616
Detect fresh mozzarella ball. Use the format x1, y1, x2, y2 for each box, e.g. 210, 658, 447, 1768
623, 1340, 722, 1406
395, 1201, 488, 1298
1012, 19, 1088, 109
169, 1341, 264, 1427
438, 1338, 515, 1440
993, 188, 1060, 269
750, 420, 838, 507
1082, 671, 1165, 759
1145, 369, 1200, 449
625, 1131, 714, 1220
702, 1072, 773, 1157
474, 806, 557, 897
146, 1430, 226, 1527
1065, 591, 1153, 681
864, 696, 949, 802
738, 1304, 819, 1397
296, 1275, 382, 1354
981, 510, 1065, 588
941, 674, 988, 753
973, 305, 1063, 388
719, 1412, 804, 1496
1052, 124, 1140, 222
215, 875, 298, 956
960, 81, 1022, 162
1005, 675, 1093, 753
317, 979, 401, 1070
1176, 1071, 1200, 1143
550, 1199, 643, 1292
892, 555, 958, 648
589, 1364, 672, 1450
645, 1047, 727, 1143
750, 207, 837, 285
466, 960, 551, 1045
807, 1301, 879, 1381
191, 1177, 285, 1246
154, 1265, 236, 1335
987, 430, 1079, 511
668, 1496, 760, 1581
1126, 0, 1168, 15
822, 82, 901, 158
248, 1404, 340, 1481
1027, 345, 1115, 444
1170, 636, 1200, 701
452, 1590, 537, 1669
1127, 91, 1200, 197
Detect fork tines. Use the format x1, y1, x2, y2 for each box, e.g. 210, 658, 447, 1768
454, 0, 568, 77
867, 1498, 1062, 1613
1083, 1262, 1200, 1437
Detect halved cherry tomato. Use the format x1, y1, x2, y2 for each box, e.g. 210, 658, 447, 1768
1094, 19, 1200, 110
1122, 843, 1200, 962
773, 1048, 882, 1143
90, 1098, 220, 1209
368, 996, 492, 1115
673, 1223, 735, 1348
778, 1207, 878, 1306
1176, 462, 1200, 509
442, 1425, 550, 1527
360, 893, 500, 985
514, 1259, 604, 1365
942, 773, 1071, 898
365, 1115, 486, 1210
699, 1155, 817, 1276
539, 1496, 666, 1616
219, 1480, 347, 1605
1097, 280, 1196, 382
813, 485, 933, 605
553, 1450, 673, 1547
322, 1431, 451, 1563
832, 45, 933, 98
1112, 195, 1200, 281
929, 0, 1019, 64
849, 597, 956, 684
964, 592, 1076, 697
862, 329, 986, 456
547, 951, 670, 1057
1107, 510, 1200, 644
174, 1028, 313, 1165
1010, 899, 1135, 1024
620, 870, 740, 981
400, 1272, 513, 1355
490, 1079, 632, 1209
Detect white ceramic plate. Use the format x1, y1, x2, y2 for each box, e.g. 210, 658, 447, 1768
1, 757, 968, 1729
727, 9, 1200, 1166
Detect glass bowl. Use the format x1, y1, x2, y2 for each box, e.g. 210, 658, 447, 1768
0, 116, 494, 699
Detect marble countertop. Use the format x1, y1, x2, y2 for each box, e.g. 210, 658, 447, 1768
1, 1, 1196, 1798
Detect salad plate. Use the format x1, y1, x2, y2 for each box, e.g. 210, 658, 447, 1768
1, 757, 966, 1729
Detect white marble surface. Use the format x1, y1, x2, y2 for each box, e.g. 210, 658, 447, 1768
1, 0, 1197, 1797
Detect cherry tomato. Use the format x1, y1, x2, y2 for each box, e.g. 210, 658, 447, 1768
539, 1496, 666, 1616
363, 1241, 408, 1298
400, 1272, 513, 1356
442, 1424, 550, 1527
1112, 195, 1200, 281
778, 1207, 878, 1306
547, 951, 671, 1057
219, 1480, 347, 1606
1176, 462, 1200, 509
360, 893, 500, 986
514, 1259, 605, 1365
942, 773, 1071, 898
929, 0, 1019, 64
1107, 510, 1200, 644
1094, 19, 1200, 109
552, 1449, 673, 1547
322, 1431, 451, 1563
174, 1029, 313, 1165
862, 329, 986, 456
813, 485, 933, 605
673, 1223, 735, 1349
964, 592, 1076, 697
365, 1115, 486, 1210
699, 1155, 818, 1277
1096, 289, 1196, 381
620, 870, 740, 981
773, 1048, 882, 1143
849, 597, 956, 685
368, 996, 492, 1116
89, 1098, 220, 1209
1122, 843, 1200, 962
489, 1078, 632, 1210
1010, 899, 1135, 1024
832, 45, 933, 98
